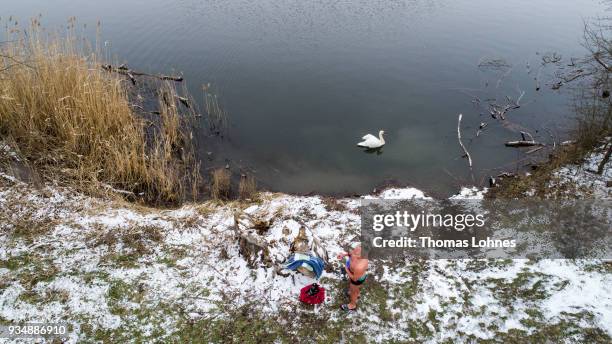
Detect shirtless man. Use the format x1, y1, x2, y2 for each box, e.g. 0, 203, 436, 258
337, 243, 369, 311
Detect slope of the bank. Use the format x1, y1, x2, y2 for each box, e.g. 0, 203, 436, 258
1, 173, 610, 343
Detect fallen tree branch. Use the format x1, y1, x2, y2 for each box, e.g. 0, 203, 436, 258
488, 89, 524, 120
520, 131, 534, 141
505, 140, 545, 147
560, 140, 576, 146
517, 90, 525, 105
457, 113, 473, 168
101, 64, 183, 84
476, 122, 487, 137
551, 69, 590, 90
497, 172, 516, 178
593, 52, 612, 71
525, 146, 544, 154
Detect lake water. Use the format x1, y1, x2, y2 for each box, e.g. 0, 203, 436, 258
4, 0, 607, 196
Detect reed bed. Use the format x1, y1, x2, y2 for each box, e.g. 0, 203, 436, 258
0, 21, 200, 204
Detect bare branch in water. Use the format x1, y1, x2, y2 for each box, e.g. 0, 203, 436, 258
101, 64, 183, 83
525, 146, 545, 154
541, 52, 563, 65
593, 52, 612, 71
487, 88, 524, 120
476, 122, 488, 137
457, 114, 473, 172
505, 140, 545, 147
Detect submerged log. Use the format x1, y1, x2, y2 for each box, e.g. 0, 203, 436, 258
505, 140, 545, 147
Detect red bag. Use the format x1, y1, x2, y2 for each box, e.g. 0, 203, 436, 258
299, 283, 325, 305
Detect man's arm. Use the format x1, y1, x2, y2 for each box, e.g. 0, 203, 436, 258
344, 265, 354, 279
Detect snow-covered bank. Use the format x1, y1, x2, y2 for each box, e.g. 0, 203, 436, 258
0, 141, 610, 343
492, 140, 612, 199
549, 141, 612, 198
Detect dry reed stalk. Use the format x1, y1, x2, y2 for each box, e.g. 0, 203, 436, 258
238, 173, 256, 200
211, 168, 230, 200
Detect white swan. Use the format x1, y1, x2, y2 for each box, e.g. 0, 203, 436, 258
357, 130, 385, 149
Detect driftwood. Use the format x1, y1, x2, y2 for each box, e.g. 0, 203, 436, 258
488, 90, 524, 120
497, 172, 516, 178
505, 140, 545, 147
505, 131, 544, 147
520, 131, 534, 141
525, 146, 545, 154
457, 114, 473, 168
552, 69, 588, 90
476, 122, 487, 137
101, 64, 183, 85
593, 52, 612, 72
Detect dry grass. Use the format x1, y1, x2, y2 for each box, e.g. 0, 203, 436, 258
572, 90, 611, 153
202, 83, 229, 134
321, 197, 347, 212
211, 168, 230, 200
488, 147, 579, 198
238, 173, 257, 200
0, 22, 199, 205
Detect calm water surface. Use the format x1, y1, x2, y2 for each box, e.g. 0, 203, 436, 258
4, 0, 607, 195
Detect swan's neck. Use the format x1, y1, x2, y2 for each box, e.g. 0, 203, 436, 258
379, 132, 385, 144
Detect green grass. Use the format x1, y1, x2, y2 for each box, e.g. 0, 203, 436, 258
0, 252, 59, 288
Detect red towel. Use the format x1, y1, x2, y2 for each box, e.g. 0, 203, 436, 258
299, 283, 325, 305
